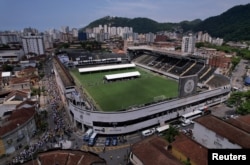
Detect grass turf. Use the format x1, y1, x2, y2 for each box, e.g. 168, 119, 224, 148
70, 67, 178, 112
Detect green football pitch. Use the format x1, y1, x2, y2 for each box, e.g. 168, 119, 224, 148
70, 67, 178, 112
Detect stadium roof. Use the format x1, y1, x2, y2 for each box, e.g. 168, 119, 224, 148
105, 71, 140, 80
78, 63, 135, 73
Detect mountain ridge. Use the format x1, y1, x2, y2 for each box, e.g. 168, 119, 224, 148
82, 3, 250, 41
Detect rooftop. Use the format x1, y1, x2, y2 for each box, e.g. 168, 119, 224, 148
194, 115, 250, 148
23, 149, 106, 165
0, 107, 36, 137
171, 133, 208, 165
131, 135, 182, 165
226, 115, 250, 134
1, 72, 11, 77
53, 56, 75, 88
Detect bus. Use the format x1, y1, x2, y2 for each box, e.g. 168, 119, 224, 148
156, 124, 170, 134
180, 110, 203, 123
88, 132, 98, 146
83, 128, 93, 141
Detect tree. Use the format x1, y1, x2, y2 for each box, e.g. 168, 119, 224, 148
227, 91, 244, 108
231, 56, 241, 70
164, 125, 179, 143
238, 101, 250, 115
195, 42, 205, 48
228, 91, 250, 115
2, 64, 13, 71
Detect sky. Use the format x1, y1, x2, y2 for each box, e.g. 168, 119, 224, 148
0, 0, 249, 31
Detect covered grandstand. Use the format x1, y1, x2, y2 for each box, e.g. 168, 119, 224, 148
78, 63, 136, 73
104, 71, 141, 81
57, 49, 128, 66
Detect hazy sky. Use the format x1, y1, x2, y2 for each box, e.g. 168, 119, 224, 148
0, 0, 249, 31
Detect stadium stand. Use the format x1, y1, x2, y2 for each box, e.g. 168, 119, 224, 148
198, 65, 210, 78
182, 62, 205, 76
206, 74, 230, 88
169, 60, 195, 76
200, 67, 216, 82
133, 53, 216, 83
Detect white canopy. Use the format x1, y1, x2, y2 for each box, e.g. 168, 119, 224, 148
1, 72, 11, 77
78, 63, 135, 73
105, 71, 140, 80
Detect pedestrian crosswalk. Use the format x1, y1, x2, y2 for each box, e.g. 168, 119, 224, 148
81, 143, 131, 153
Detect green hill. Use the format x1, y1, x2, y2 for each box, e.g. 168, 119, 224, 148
84, 16, 181, 33
82, 3, 250, 41
194, 3, 250, 41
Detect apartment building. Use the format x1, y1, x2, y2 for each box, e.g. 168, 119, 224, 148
181, 34, 196, 53
21, 35, 45, 55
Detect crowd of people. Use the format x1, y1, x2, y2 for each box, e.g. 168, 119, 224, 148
9, 61, 72, 164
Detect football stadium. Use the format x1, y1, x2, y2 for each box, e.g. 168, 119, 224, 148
53, 46, 231, 135
70, 65, 178, 112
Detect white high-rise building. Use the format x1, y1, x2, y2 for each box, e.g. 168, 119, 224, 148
72, 28, 78, 38
110, 27, 117, 36
104, 24, 108, 33
21, 35, 45, 55
61, 26, 69, 33
181, 34, 196, 53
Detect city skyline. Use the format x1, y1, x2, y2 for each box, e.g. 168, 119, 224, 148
0, 0, 249, 31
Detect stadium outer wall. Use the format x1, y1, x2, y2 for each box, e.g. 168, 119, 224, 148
66, 86, 230, 135
52, 57, 231, 135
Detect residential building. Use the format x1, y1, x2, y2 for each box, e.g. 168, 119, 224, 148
193, 114, 250, 149
43, 33, 53, 49
0, 49, 24, 64
145, 32, 155, 43
23, 27, 38, 35
129, 135, 182, 165
21, 35, 45, 55
0, 33, 20, 44
61, 26, 69, 34
0, 106, 36, 155
72, 28, 78, 38
171, 133, 208, 165
181, 34, 195, 53
9, 77, 31, 90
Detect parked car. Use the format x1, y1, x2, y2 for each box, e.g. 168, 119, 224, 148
141, 128, 156, 137
112, 137, 118, 146
105, 137, 111, 146
181, 119, 194, 127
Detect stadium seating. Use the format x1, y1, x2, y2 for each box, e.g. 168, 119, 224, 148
182, 62, 204, 76
206, 74, 230, 88
169, 60, 195, 76
200, 67, 216, 82
133, 54, 217, 82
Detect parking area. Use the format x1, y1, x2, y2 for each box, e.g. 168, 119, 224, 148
210, 103, 236, 118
